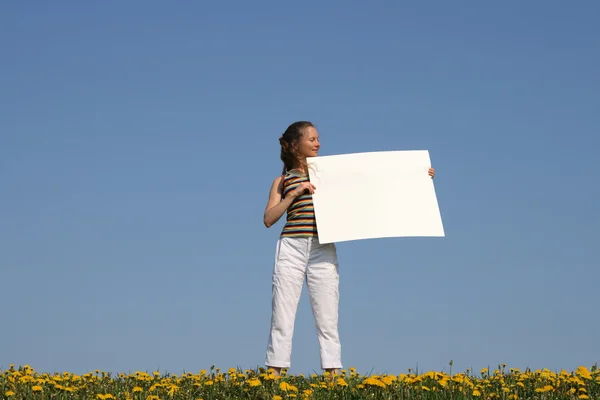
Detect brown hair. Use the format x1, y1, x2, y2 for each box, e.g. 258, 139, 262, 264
279, 121, 314, 175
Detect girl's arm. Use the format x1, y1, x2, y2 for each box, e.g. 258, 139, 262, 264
263, 176, 315, 228
263, 176, 294, 228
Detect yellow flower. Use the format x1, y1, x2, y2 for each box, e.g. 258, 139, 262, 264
32, 385, 43, 392
576, 366, 592, 380
273, 396, 282, 400
280, 381, 298, 392
248, 378, 261, 387
535, 385, 553, 393
133, 387, 143, 392
336, 377, 348, 386
363, 377, 386, 388
5, 391, 15, 397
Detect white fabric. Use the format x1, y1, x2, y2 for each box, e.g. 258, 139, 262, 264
265, 236, 342, 369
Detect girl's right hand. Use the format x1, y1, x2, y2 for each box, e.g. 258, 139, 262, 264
291, 182, 316, 197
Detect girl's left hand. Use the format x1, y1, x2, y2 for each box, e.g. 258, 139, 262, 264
428, 168, 435, 179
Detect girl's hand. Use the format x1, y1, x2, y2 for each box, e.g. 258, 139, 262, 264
428, 168, 435, 179
291, 182, 316, 197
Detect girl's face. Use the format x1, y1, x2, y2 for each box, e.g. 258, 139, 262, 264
295, 126, 320, 159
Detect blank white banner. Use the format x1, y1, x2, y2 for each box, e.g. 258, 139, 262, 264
307, 150, 445, 244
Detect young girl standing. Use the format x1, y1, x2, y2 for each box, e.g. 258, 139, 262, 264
263, 121, 435, 375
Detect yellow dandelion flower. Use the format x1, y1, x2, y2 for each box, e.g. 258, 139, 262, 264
248, 378, 261, 387
32, 386, 43, 392
535, 385, 553, 393
576, 366, 592, 380
5, 391, 15, 397
133, 387, 143, 392
363, 377, 386, 388
273, 396, 282, 400
204, 380, 214, 386
473, 389, 481, 396
336, 377, 348, 386
280, 381, 298, 392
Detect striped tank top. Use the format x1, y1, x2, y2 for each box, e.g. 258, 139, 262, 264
280, 170, 318, 238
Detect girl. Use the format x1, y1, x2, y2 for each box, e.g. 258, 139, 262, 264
263, 121, 435, 376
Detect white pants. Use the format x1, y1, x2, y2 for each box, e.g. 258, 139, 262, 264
265, 236, 342, 370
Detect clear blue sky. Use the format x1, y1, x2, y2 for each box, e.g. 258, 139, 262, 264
1, 1, 598, 376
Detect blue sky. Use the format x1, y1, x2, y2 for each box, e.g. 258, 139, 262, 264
1, 1, 598, 376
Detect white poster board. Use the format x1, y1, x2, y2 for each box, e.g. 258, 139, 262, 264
306, 150, 444, 244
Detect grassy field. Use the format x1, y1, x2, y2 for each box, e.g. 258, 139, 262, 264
1, 363, 598, 399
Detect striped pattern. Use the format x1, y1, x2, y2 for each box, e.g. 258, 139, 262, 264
280, 171, 318, 238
